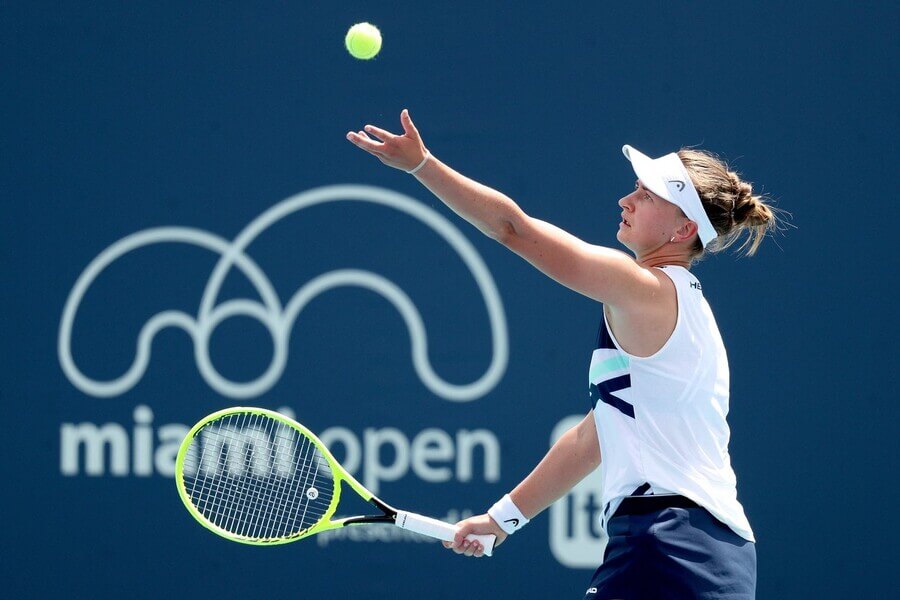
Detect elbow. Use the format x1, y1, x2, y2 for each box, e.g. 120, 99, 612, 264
490, 219, 518, 244
489, 207, 529, 245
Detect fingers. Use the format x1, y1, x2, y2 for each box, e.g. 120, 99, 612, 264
347, 110, 419, 151
346, 130, 385, 156
453, 522, 472, 546
445, 536, 486, 557
446, 522, 488, 558
463, 538, 485, 558
400, 109, 420, 139
363, 124, 395, 142
347, 111, 425, 172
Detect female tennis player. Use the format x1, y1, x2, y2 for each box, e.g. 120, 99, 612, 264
347, 110, 780, 598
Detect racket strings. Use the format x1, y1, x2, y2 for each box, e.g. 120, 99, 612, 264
195, 413, 335, 539
181, 412, 335, 541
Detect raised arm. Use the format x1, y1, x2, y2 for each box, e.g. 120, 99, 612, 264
346, 110, 661, 308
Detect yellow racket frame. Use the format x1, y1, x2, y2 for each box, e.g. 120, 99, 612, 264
175, 407, 377, 545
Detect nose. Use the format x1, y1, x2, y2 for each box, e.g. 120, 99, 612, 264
619, 196, 633, 210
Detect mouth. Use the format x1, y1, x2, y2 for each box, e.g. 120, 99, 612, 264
621, 215, 630, 227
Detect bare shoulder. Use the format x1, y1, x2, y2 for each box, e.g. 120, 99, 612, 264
605, 267, 678, 357
602, 262, 676, 310
648, 266, 679, 294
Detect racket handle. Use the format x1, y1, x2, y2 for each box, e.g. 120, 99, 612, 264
395, 511, 496, 557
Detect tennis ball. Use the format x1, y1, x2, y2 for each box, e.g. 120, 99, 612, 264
345, 22, 382, 60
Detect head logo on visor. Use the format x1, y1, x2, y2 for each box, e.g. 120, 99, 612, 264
622, 145, 717, 248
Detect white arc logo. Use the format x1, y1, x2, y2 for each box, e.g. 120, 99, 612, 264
58, 184, 508, 401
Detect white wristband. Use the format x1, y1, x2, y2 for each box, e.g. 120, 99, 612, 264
406, 152, 430, 174
488, 494, 529, 535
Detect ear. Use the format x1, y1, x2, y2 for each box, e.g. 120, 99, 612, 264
672, 219, 698, 243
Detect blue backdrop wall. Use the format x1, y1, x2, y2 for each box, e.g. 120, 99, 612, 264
3, 2, 897, 598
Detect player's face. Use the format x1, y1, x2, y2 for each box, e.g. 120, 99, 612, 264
616, 181, 686, 254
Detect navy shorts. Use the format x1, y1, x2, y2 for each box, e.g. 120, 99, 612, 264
583, 500, 756, 599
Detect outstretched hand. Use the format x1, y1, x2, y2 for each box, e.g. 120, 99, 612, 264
346, 109, 429, 172
442, 513, 508, 558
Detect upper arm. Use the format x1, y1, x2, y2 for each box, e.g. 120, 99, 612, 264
575, 410, 601, 468
499, 212, 662, 307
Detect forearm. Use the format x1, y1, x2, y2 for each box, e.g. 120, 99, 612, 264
508, 413, 601, 520
413, 155, 524, 241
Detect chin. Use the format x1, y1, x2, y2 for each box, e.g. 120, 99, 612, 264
616, 233, 636, 254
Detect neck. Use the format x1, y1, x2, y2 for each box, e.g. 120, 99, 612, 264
634, 246, 692, 269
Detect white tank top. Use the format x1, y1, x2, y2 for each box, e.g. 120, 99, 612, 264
588, 265, 754, 541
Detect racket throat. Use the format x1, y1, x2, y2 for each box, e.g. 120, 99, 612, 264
341, 495, 399, 526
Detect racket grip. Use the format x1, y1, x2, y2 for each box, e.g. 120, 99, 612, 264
395, 511, 496, 557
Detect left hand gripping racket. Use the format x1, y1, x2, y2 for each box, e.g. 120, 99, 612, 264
175, 407, 496, 556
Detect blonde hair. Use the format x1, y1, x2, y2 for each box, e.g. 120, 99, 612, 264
678, 148, 786, 259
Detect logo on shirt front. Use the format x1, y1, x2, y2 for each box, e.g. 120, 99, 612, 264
591, 374, 634, 419
690, 281, 702, 290
591, 320, 634, 419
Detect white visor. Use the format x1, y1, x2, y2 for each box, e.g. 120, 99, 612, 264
622, 145, 717, 248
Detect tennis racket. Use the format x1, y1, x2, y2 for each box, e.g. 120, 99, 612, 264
175, 407, 496, 556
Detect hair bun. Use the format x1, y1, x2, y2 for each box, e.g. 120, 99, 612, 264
678, 147, 785, 257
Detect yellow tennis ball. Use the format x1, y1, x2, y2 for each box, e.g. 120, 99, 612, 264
345, 22, 382, 60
